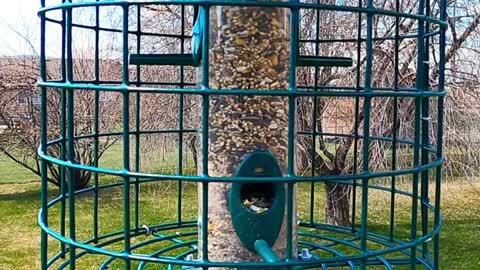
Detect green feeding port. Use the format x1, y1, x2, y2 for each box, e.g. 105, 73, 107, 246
229, 152, 286, 254
38, 0, 447, 269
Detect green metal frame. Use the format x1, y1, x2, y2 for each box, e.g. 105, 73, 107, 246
38, 0, 447, 269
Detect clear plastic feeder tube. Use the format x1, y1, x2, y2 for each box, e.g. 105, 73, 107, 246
197, 4, 297, 265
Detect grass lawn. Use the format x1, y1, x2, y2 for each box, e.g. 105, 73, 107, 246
0, 180, 479, 269
0, 154, 39, 184
0, 152, 479, 269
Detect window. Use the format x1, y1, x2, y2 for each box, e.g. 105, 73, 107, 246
100, 93, 111, 102
32, 94, 41, 105
17, 95, 29, 105
19, 113, 32, 120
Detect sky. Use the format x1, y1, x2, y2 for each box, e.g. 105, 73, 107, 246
0, 0, 114, 58
0, 0, 123, 58
0, 0, 41, 56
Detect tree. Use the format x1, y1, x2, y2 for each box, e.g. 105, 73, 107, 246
141, 0, 480, 225
295, 0, 480, 225
0, 54, 123, 189
2, 0, 479, 220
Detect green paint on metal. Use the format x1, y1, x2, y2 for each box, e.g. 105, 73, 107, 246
254, 239, 281, 263
192, 6, 203, 66
129, 53, 353, 67
129, 54, 197, 66
229, 151, 286, 252
298, 56, 352, 67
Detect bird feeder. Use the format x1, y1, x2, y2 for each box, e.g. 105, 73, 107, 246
197, 5, 296, 263
38, 0, 448, 269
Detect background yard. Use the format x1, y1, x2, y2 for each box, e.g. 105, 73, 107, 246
2, 0, 480, 268
0, 151, 479, 269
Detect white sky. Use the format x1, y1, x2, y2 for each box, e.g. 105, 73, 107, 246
0, 0, 41, 56
0, 0, 124, 58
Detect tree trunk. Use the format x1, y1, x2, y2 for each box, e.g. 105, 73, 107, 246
325, 182, 351, 226
188, 135, 198, 170
46, 161, 91, 190
296, 135, 313, 173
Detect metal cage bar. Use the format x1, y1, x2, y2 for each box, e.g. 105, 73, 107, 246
121, 4, 132, 270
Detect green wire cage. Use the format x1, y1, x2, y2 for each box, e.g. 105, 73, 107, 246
38, 0, 447, 269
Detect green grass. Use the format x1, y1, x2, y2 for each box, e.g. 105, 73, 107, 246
0, 140, 195, 184
0, 150, 480, 269
0, 154, 39, 184
0, 180, 479, 269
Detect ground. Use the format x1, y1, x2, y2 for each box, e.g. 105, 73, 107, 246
0, 154, 479, 269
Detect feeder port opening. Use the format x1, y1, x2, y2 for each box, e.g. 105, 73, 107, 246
241, 183, 276, 214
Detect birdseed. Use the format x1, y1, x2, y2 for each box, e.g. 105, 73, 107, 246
197, 5, 297, 266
